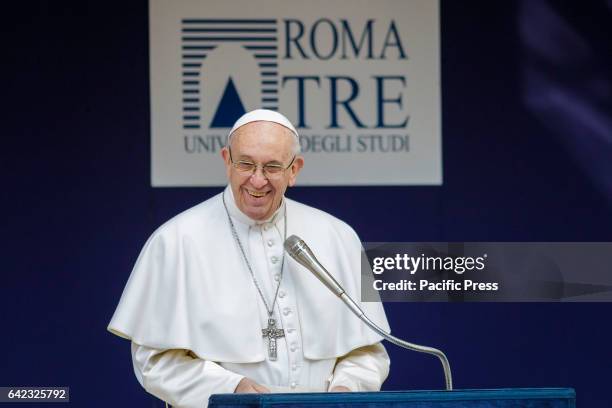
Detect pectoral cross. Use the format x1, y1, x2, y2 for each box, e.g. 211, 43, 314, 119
261, 318, 285, 360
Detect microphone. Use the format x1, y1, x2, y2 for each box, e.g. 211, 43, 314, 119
284, 235, 453, 391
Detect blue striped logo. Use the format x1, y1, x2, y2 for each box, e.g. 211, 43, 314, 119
181, 19, 279, 131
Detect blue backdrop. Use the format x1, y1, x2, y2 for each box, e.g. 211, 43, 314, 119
2, 1, 611, 407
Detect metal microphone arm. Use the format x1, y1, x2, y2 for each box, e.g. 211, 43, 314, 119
284, 235, 453, 391
339, 292, 453, 391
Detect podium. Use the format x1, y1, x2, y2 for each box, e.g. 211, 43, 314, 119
209, 388, 575, 408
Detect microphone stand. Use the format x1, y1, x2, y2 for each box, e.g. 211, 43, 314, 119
284, 235, 453, 391
339, 292, 453, 391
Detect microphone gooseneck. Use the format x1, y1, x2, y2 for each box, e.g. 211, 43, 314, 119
284, 235, 453, 391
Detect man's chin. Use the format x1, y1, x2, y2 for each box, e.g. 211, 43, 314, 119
240, 192, 274, 217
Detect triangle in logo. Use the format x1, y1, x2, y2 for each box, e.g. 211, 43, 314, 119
210, 77, 246, 128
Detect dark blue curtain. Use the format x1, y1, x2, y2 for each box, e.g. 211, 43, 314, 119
1, 1, 611, 407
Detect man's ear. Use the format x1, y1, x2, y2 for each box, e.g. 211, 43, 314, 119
221, 147, 232, 178
287, 156, 304, 187
221, 146, 230, 164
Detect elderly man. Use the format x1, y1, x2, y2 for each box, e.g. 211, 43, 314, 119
108, 109, 390, 408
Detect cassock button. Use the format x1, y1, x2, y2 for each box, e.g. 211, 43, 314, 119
278, 290, 285, 298
283, 307, 291, 316
290, 382, 297, 389
271, 256, 278, 264
290, 345, 297, 352
267, 240, 274, 247
292, 364, 298, 371
274, 274, 280, 282
263, 224, 269, 231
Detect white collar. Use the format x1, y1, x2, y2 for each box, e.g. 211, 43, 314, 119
223, 185, 286, 228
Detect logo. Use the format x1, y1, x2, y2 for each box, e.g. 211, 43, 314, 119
181, 18, 280, 132
150, 0, 441, 186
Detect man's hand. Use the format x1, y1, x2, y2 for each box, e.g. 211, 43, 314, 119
330, 386, 351, 392
234, 377, 271, 393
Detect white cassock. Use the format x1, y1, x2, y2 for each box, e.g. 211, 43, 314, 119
108, 186, 391, 408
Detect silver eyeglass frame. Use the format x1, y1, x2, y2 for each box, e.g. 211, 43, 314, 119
228, 147, 296, 179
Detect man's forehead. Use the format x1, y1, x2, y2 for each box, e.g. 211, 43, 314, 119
232, 123, 294, 151
231, 123, 295, 161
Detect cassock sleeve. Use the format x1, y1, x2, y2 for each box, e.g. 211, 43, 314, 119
327, 342, 390, 392
131, 342, 244, 408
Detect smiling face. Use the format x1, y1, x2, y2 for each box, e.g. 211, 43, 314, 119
221, 121, 304, 221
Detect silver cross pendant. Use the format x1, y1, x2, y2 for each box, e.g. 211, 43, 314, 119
261, 318, 285, 360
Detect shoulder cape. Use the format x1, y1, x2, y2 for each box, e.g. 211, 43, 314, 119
108, 193, 389, 362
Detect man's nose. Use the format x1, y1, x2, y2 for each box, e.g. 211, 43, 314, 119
249, 166, 268, 188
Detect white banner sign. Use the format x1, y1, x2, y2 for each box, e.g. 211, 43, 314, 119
150, 0, 441, 186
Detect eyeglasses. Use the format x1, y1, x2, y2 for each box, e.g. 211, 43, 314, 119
228, 147, 296, 179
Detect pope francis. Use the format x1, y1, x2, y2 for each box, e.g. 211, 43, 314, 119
108, 109, 390, 407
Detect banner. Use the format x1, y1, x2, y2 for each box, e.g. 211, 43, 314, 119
150, 0, 441, 186
361, 242, 612, 302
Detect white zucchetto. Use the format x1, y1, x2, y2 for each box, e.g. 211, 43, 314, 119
228, 109, 299, 140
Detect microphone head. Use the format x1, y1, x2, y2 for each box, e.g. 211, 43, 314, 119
284, 235, 304, 256
284, 235, 346, 297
